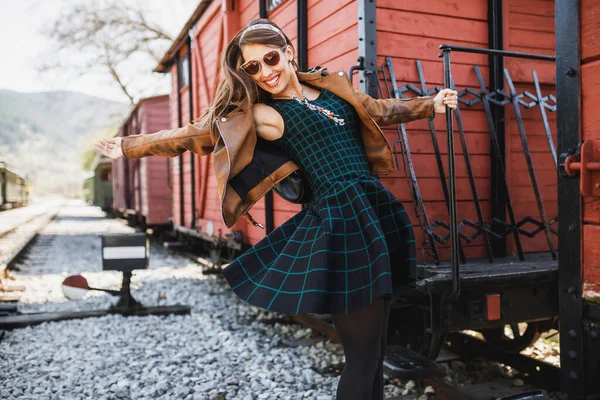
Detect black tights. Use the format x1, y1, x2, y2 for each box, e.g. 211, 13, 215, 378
331, 297, 391, 400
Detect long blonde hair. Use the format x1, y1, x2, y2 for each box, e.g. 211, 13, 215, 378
205, 19, 298, 140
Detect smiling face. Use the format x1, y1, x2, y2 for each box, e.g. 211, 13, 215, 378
240, 44, 296, 96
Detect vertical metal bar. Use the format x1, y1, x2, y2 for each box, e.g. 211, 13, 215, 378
442, 49, 460, 299
488, 0, 507, 258
264, 192, 275, 233
449, 74, 494, 263
532, 71, 558, 169
383, 57, 441, 267
188, 39, 196, 229
260, 0, 274, 230
474, 66, 525, 261
416, 61, 467, 264
358, 0, 378, 98
177, 56, 185, 228
504, 70, 557, 259
556, 0, 585, 396
297, 0, 308, 71
259, 0, 267, 18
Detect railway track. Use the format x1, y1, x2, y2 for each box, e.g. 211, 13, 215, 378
0, 204, 62, 294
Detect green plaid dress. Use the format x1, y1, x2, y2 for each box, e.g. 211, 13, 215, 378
222, 89, 416, 315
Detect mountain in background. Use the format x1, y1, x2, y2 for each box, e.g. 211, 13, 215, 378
0, 90, 130, 198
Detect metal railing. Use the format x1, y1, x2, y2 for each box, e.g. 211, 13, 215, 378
351, 45, 558, 300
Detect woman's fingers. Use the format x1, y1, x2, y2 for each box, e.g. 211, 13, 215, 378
95, 138, 120, 158
442, 90, 459, 109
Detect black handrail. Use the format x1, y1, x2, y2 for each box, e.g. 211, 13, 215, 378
441, 48, 460, 300
438, 44, 556, 61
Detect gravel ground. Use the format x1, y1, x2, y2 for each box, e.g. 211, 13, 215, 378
0, 201, 422, 400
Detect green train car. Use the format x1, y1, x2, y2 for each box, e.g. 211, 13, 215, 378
86, 155, 113, 212
1, 161, 28, 210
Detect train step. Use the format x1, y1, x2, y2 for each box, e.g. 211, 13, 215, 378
383, 345, 446, 380
416, 256, 557, 293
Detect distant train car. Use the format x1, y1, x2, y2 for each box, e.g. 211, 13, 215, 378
0, 161, 28, 210
89, 155, 113, 212
112, 95, 172, 230
83, 175, 94, 205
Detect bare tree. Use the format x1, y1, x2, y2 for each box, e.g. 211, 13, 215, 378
39, 0, 178, 104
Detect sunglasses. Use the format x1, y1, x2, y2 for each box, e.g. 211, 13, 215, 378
240, 50, 281, 76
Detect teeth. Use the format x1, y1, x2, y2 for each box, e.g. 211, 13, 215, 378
266, 75, 279, 86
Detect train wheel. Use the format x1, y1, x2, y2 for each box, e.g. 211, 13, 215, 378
480, 322, 541, 353
387, 305, 445, 360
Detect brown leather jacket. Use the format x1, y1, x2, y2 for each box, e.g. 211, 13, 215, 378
121, 68, 434, 228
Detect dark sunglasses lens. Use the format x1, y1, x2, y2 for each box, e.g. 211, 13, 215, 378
243, 61, 260, 75
264, 51, 280, 67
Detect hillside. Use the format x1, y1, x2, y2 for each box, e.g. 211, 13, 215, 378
0, 90, 130, 197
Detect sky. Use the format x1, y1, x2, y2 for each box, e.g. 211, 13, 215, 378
0, 0, 199, 103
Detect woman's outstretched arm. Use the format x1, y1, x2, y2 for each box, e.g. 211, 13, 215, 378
353, 88, 458, 126
95, 118, 215, 160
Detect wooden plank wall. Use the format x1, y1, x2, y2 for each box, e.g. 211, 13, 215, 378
581, 0, 600, 299
504, 0, 557, 255
307, 0, 358, 71
142, 97, 172, 225
375, 0, 490, 262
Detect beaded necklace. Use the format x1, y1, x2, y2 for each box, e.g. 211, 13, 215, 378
272, 89, 345, 126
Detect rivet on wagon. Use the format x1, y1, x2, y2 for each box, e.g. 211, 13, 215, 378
568, 225, 575, 232
565, 68, 576, 77
568, 329, 577, 338
568, 350, 577, 359
569, 371, 578, 380
591, 330, 599, 340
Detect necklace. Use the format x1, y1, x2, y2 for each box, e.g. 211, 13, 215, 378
273, 88, 345, 126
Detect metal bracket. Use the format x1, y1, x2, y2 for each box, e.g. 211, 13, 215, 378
564, 140, 600, 197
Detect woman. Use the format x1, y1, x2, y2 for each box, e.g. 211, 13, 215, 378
97, 19, 457, 400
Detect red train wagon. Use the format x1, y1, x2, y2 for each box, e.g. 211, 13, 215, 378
112, 95, 172, 230
138, 0, 599, 397
154, 0, 556, 259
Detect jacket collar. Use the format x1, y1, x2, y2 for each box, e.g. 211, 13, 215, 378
297, 67, 327, 82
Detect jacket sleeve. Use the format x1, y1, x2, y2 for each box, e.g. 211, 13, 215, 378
121, 120, 215, 159
353, 90, 435, 127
